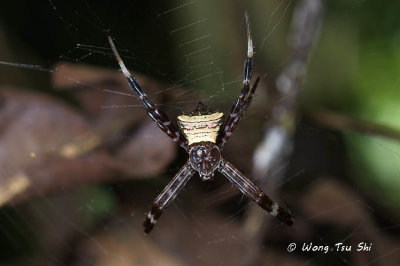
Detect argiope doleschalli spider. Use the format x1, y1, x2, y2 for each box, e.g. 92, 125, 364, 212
108, 12, 294, 234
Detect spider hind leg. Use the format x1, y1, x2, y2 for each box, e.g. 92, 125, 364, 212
143, 203, 163, 234
143, 162, 195, 234
258, 194, 294, 226
218, 159, 294, 226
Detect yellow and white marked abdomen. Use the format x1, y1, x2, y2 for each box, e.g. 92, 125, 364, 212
177, 112, 224, 145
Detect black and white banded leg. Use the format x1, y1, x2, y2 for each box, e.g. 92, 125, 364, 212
223, 76, 260, 142
108, 36, 189, 151
217, 11, 259, 149
143, 162, 195, 233
218, 159, 294, 225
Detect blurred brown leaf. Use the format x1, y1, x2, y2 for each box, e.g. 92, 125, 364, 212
0, 88, 93, 205
0, 61, 188, 205
302, 177, 369, 226
114, 120, 176, 177
52, 62, 178, 177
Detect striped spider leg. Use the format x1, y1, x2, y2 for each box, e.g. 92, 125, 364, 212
216, 12, 294, 225
217, 11, 259, 149
218, 159, 294, 225
143, 162, 195, 233
108, 36, 189, 152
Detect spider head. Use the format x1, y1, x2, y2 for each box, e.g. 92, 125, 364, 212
189, 142, 221, 180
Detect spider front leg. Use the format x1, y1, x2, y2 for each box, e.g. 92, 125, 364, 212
143, 162, 195, 233
217, 12, 259, 148
108, 36, 189, 151
218, 159, 294, 225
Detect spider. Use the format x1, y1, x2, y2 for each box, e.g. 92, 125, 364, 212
108, 12, 294, 234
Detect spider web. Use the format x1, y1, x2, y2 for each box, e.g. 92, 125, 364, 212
0, 0, 400, 265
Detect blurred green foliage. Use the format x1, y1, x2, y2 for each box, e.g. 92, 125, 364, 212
306, 1, 400, 212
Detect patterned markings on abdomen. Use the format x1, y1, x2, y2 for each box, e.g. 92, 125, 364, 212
178, 112, 224, 145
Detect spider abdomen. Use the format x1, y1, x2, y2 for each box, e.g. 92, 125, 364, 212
177, 112, 224, 145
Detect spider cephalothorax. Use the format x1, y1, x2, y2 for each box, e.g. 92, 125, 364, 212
108, 11, 294, 234
188, 141, 221, 180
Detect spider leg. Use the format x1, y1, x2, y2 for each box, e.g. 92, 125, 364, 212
238, 77, 260, 115
143, 161, 195, 233
218, 158, 294, 226
217, 76, 260, 148
217, 12, 258, 148
108, 36, 189, 151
